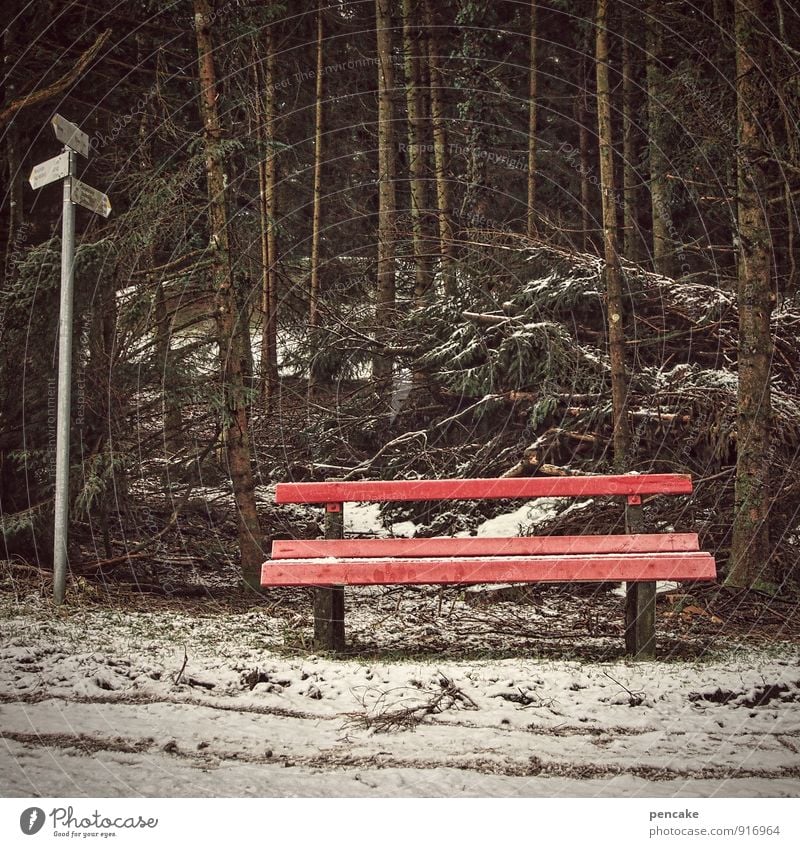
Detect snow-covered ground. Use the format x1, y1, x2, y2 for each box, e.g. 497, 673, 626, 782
1, 595, 798, 798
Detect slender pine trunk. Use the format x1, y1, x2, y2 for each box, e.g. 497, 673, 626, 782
527, 0, 538, 239
258, 23, 280, 409
576, 65, 593, 253
646, 1, 675, 277
727, 0, 774, 588
422, 0, 455, 296
596, 0, 631, 471
193, 0, 263, 589
402, 0, 432, 302
308, 4, 325, 397
621, 8, 643, 263
375, 0, 397, 387
3, 14, 23, 280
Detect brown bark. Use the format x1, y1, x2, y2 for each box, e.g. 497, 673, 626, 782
309, 5, 325, 331
3, 14, 23, 280
153, 281, 184, 450
727, 0, 774, 588
402, 0, 432, 302
422, 0, 455, 296
621, 9, 643, 263
596, 0, 632, 471
253, 57, 270, 400
3, 133, 22, 273
193, 0, 263, 589
527, 0, 538, 239
645, 2, 675, 277
259, 23, 280, 408
137, 64, 183, 452
375, 0, 397, 386
787, 182, 797, 292
307, 4, 325, 399
576, 56, 594, 253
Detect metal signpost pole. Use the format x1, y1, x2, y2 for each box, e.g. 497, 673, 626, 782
30, 116, 109, 605
53, 146, 75, 606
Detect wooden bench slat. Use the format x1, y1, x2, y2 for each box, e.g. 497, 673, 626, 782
275, 474, 693, 504
261, 552, 717, 586
272, 533, 700, 559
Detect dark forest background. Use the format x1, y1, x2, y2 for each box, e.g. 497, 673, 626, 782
1, 0, 798, 600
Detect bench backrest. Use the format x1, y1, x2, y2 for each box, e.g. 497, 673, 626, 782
275, 474, 692, 505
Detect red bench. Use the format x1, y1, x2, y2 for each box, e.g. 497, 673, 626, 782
261, 474, 716, 658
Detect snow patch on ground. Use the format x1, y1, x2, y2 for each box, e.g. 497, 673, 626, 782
1, 598, 798, 798
345, 502, 385, 536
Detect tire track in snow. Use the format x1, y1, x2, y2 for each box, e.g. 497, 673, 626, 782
3, 729, 800, 783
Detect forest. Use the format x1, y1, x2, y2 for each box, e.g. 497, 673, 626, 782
1, 0, 799, 607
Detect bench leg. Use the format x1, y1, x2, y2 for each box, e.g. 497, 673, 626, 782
625, 581, 656, 659
313, 587, 345, 651
624, 497, 655, 659
313, 502, 345, 651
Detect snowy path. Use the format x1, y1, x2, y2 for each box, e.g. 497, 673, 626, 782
1, 599, 799, 797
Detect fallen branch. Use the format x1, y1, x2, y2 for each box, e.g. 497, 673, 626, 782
344, 674, 478, 733
502, 429, 599, 477
461, 311, 521, 327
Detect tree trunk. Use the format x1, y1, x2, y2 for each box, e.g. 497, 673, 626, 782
193, 0, 263, 589
787, 182, 797, 293
375, 0, 397, 387
137, 66, 183, 453
527, 0, 538, 239
402, 0, 432, 303
403, 0, 431, 303
458, 1, 491, 221
308, 4, 325, 397
153, 281, 184, 450
727, 0, 774, 589
253, 49, 271, 402
596, 0, 631, 471
422, 0, 455, 296
257, 23, 280, 409
576, 56, 594, 253
621, 8, 643, 263
3, 12, 24, 280
646, 1, 675, 277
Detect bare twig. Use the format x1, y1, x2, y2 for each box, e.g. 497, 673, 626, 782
173, 646, 188, 686
602, 670, 644, 706
343, 674, 478, 733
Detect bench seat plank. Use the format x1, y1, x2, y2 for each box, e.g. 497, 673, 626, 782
261, 552, 716, 586
275, 474, 693, 504
272, 533, 700, 559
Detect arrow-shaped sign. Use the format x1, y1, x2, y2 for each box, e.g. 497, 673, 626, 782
29, 151, 70, 189
51, 114, 90, 158
70, 177, 111, 218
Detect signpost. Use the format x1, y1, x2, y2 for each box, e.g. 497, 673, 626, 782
28, 115, 111, 605
28, 152, 70, 190
51, 114, 90, 159
71, 178, 111, 218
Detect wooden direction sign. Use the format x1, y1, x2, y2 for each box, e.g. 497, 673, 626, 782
51, 114, 90, 158
70, 178, 111, 217
28, 151, 70, 189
